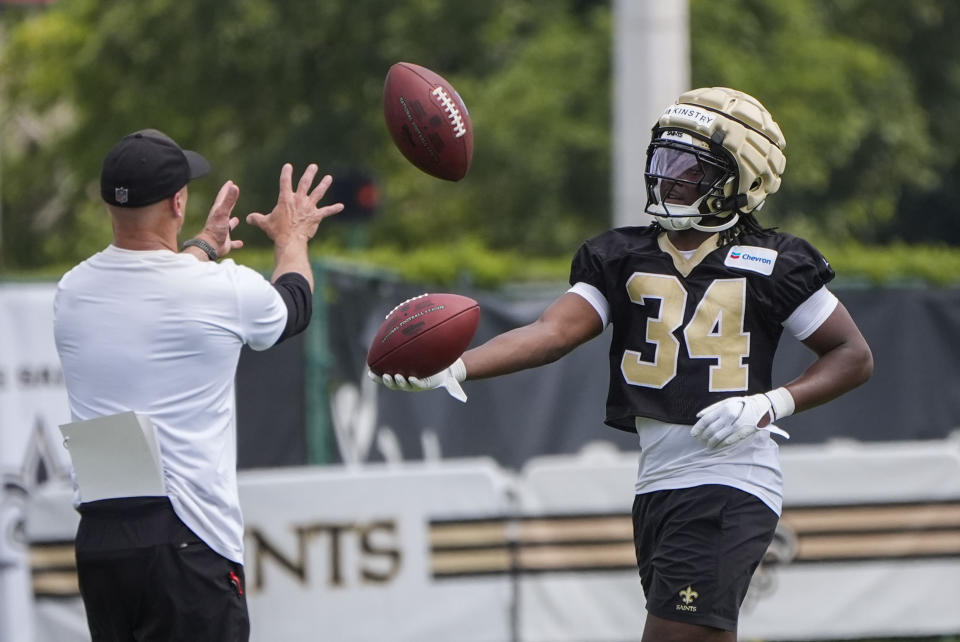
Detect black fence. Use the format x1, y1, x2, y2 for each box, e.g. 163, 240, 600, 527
236, 263, 960, 470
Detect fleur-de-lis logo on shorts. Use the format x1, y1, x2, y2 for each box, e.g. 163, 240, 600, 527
679, 585, 699, 605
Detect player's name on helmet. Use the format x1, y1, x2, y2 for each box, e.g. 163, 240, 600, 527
661, 105, 717, 127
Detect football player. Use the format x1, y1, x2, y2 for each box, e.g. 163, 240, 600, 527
372, 87, 873, 641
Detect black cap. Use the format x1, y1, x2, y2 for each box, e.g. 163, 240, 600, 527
100, 129, 210, 208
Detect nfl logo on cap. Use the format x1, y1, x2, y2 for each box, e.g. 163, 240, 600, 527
100, 129, 210, 208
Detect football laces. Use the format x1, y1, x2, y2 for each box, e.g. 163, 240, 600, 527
431, 87, 467, 138
385, 293, 429, 320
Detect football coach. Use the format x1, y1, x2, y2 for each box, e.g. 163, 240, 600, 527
53, 129, 343, 641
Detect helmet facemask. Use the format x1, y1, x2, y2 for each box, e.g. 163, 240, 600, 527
644, 130, 740, 232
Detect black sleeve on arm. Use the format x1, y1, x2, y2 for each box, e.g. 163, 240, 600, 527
272, 273, 313, 344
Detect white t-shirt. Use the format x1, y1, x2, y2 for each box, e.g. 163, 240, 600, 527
569, 282, 839, 516
53, 245, 288, 563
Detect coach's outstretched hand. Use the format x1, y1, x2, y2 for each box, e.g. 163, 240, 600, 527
193, 181, 244, 259
369, 357, 468, 403
245, 163, 343, 290
246, 164, 343, 244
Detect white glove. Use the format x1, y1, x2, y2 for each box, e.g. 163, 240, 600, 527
691, 389, 793, 449
367, 357, 468, 403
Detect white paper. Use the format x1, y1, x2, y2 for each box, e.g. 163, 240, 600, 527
59, 411, 166, 502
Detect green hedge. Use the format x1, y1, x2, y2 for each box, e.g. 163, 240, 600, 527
4, 240, 960, 289
303, 240, 960, 289
817, 242, 960, 287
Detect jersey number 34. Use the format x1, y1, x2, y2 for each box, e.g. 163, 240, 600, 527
621, 273, 749, 392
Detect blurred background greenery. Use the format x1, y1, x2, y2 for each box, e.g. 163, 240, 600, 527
1, 0, 960, 286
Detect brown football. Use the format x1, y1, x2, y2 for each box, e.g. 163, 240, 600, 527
383, 62, 474, 181
367, 293, 480, 377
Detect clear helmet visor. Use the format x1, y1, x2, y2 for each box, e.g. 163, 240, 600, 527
648, 145, 726, 209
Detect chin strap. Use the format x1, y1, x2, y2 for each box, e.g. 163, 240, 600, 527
691, 213, 739, 233
652, 192, 749, 232
689, 192, 751, 232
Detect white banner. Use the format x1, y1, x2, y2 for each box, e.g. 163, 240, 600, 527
518, 439, 960, 641
754, 440, 960, 639
0, 283, 73, 642
6, 282, 960, 641
26, 460, 519, 642
21, 438, 960, 642
240, 461, 516, 642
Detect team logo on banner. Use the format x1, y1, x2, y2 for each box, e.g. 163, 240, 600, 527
0, 473, 28, 565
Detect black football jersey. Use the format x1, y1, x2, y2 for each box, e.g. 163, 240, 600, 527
569, 226, 835, 431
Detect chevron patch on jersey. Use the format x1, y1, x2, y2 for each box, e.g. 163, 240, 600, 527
724, 245, 778, 276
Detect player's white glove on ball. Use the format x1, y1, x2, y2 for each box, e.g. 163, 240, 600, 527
691, 388, 793, 449
368, 357, 468, 403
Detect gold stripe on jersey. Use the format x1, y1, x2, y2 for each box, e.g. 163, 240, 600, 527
657, 233, 720, 277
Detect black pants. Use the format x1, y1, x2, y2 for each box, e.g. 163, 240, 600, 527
75, 497, 249, 642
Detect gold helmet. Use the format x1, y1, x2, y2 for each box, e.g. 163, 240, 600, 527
644, 87, 786, 232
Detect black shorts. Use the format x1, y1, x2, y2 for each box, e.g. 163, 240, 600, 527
632, 484, 779, 631
75, 497, 249, 642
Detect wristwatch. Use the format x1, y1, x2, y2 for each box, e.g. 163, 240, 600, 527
181, 238, 219, 262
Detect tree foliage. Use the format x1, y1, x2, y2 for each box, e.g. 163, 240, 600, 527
1, 0, 959, 272
821, 0, 960, 243
690, 0, 935, 240
0, 0, 609, 268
